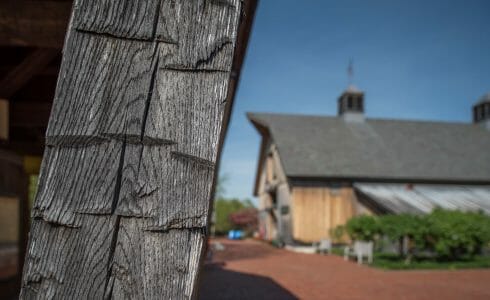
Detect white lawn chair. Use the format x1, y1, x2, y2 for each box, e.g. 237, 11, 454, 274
344, 241, 373, 264
315, 239, 332, 254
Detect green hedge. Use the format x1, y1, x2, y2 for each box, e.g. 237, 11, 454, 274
342, 209, 490, 261
426, 210, 490, 259
345, 215, 380, 241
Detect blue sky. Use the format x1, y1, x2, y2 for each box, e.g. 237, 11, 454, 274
218, 0, 490, 201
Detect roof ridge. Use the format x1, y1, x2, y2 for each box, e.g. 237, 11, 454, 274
247, 111, 472, 126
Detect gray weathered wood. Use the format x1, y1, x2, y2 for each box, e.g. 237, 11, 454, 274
21, 0, 243, 298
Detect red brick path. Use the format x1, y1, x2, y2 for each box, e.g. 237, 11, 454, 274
198, 238, 490, 300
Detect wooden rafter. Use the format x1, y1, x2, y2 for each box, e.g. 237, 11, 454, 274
0, 49, 59, 99
0, 1, 71, 48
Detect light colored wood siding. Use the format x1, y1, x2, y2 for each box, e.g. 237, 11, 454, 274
266, 154, 274, 182
257, 143, 293, 241
0, 196, 19, 243
291, 187, 356, 243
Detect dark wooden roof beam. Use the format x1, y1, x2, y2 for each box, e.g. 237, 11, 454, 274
0, 49, 59, 98
0, 1, 71, 48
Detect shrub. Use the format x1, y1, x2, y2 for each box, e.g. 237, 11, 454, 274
378, 214, 429, 263
425, 209, 490, 260
329, 225, 345, 243
373, 209, 490, 261
214, 198, 254, 235
229, 207, 258, 236
345, 210, 490, 262
345, 215, 380, 241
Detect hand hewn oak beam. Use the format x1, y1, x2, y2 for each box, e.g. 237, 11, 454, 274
0, 1, 71, 48
0, 49, 59, 98
20, 1, 254, 299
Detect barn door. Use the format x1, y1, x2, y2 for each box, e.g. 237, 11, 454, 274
0, 149, 28, 297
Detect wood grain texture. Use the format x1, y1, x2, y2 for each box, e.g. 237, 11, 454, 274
22, 216, 118, 299
21, 0, 243, 298
116, 145, 215, 230
145, 69, 229, 161
32, 141, 121, 227
46, 31, 156, 139
109, 218, 205, 299
73, 0, 161, 40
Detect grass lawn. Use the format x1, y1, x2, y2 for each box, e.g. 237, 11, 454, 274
372, 253, 490, 270
330, 248, 490, 270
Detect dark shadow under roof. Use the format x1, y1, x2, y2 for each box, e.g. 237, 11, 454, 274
248, 112, 490, 183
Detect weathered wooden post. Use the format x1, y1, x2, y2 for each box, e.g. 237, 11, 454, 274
20, 0, 256, 298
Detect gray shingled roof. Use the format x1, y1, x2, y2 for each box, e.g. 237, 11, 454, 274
248, 112, 490, 183
355, 183, 490, 214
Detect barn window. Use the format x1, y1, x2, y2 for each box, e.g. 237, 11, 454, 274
347, 96, 353, 109
329, 182, 342, 196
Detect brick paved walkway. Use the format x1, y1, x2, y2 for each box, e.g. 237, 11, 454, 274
198, 238, 490, 300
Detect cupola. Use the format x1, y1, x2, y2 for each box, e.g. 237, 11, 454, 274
473, 93, 490, 130
338, 84, 365, 122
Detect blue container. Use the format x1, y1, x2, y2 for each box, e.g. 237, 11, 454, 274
227, 230, 244, 240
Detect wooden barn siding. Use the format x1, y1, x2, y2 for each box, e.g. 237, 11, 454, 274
291, 187, 357, 243
257, 142, 292, 241
276, 183, 293, 243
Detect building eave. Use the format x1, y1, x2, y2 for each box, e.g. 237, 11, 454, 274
247, 113, 271, 196
288, 175, 490, 186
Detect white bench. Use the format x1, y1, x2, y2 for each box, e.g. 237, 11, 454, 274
315, 239, 332, 254
344, 241, 373, 264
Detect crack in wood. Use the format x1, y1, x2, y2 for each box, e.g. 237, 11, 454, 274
194, 38, 233, 69
171, 151, 216, 168
160, 66, 230, 73
207, 0, 238, 9
111, 140, 127, 213
45, 135, 110, 147
31, 215, 81, 229
102, 215, 121, 300
140, 45, 160, 141
151, 0, 163, 40
74, 28, 179, 45
45, 134, 175, 148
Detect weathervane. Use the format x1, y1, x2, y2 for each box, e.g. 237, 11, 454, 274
348, 59, 354, 86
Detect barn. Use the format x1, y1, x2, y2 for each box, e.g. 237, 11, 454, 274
248, 85, 490, 245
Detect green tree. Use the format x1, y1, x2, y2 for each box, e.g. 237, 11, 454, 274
378, 214, 429, 264
213, 175, 256, 235
329, 225, 345, 243
214, 198, 251, 235
214, 173, 229, 200
425, 209, 490, 260
345, 215, 380, 241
